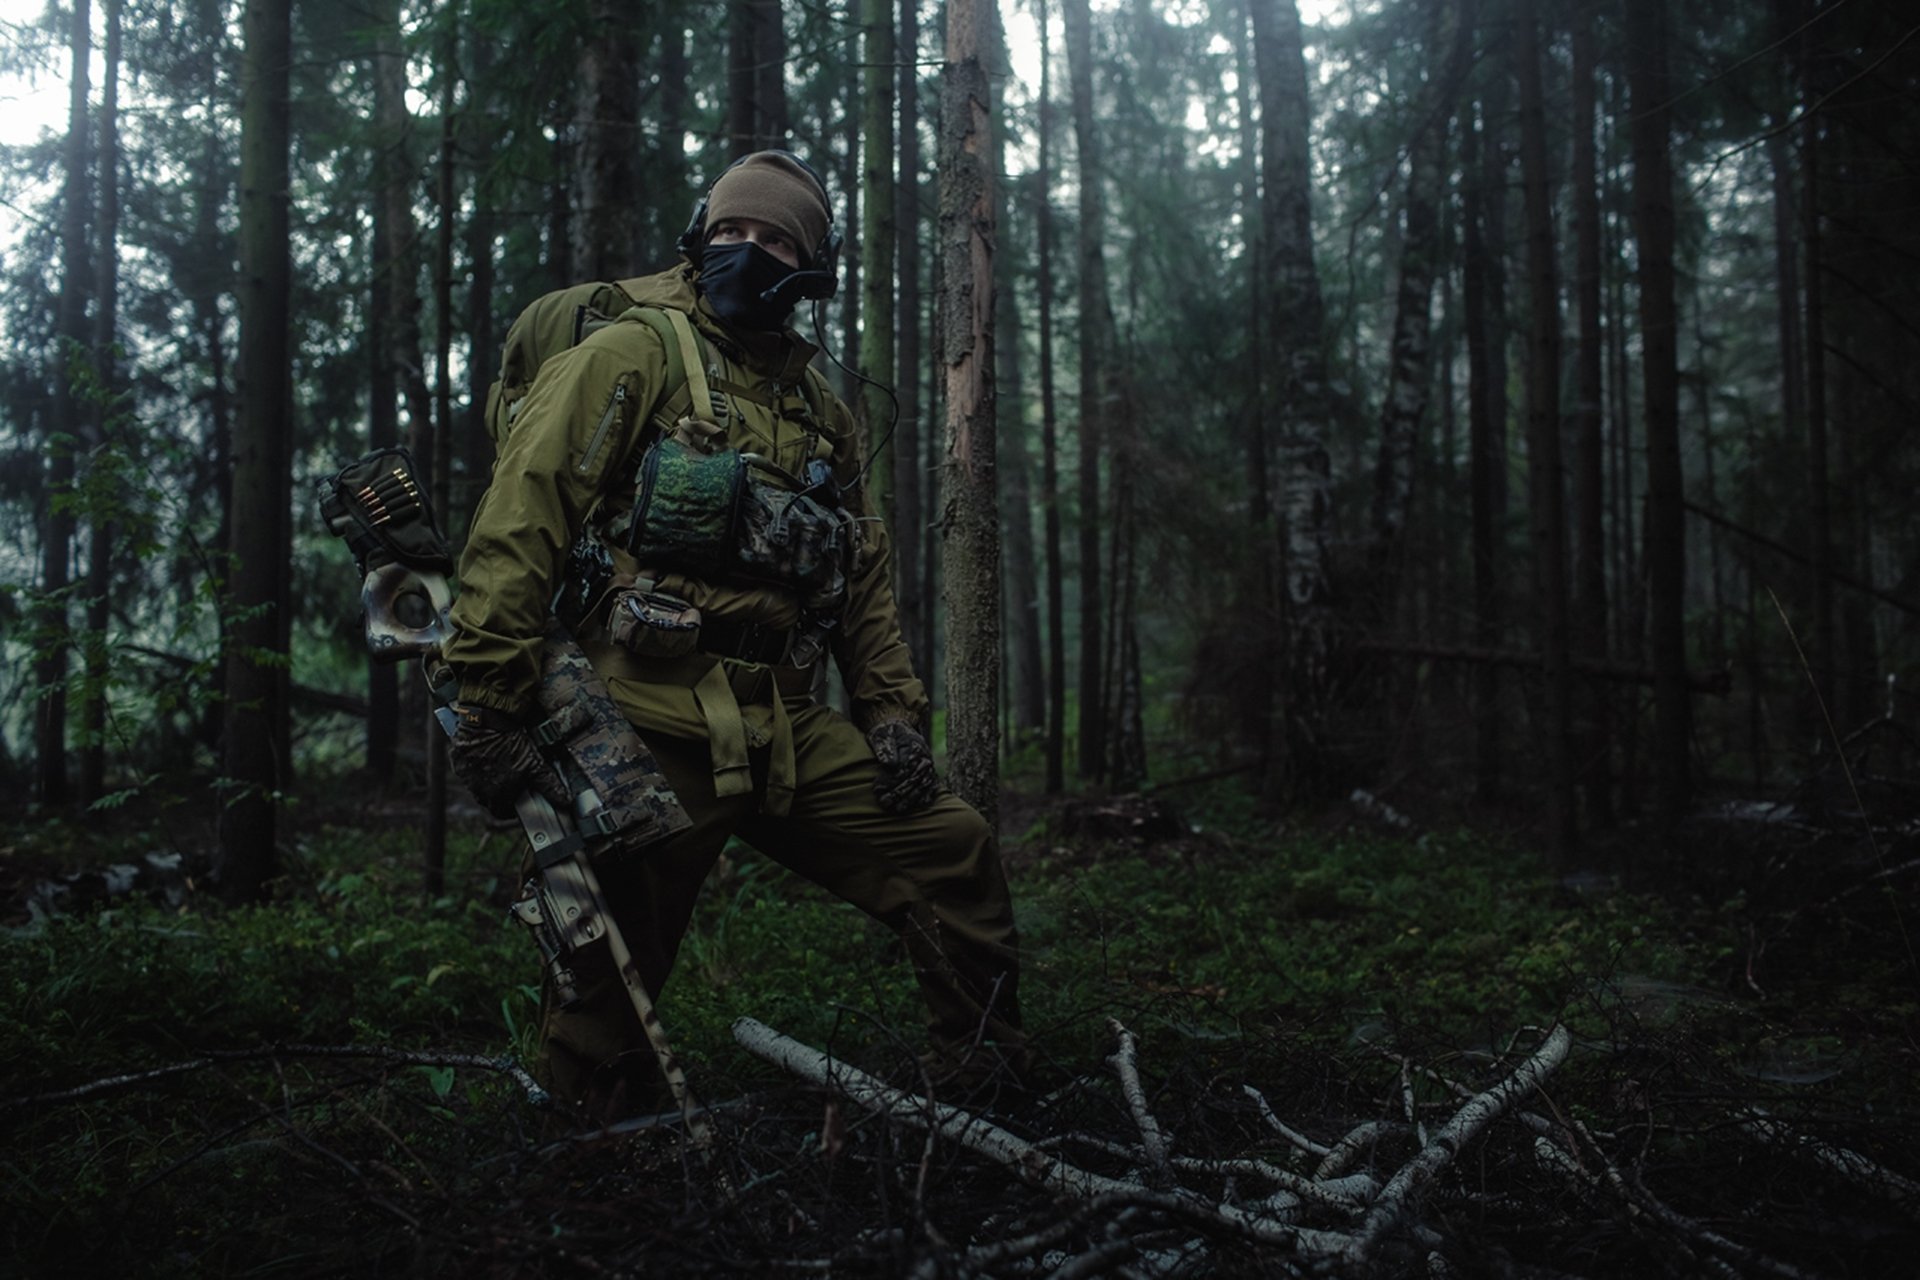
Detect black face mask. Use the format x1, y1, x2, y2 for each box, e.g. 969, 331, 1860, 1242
698, 240, 805, 332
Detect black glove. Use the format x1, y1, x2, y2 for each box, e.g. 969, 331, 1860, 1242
447, 703, 570, 819
868, 719, 939, 814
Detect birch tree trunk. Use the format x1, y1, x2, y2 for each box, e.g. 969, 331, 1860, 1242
219, 0, 293, 901
939, 0, 999, 829
1626, 0, 1693, 822
1368, 0, 1464, 618
1251, 0, 1339, 792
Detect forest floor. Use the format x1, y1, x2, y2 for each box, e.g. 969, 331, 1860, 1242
1, 764, 1916, 1277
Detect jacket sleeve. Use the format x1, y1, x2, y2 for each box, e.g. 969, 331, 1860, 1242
821, 393, 931, 734
444, 332, 666, 715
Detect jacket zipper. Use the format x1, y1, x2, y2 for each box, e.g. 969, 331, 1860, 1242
578, 382, 628, 474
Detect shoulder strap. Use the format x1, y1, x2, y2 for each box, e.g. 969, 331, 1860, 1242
626, 305, 721, 432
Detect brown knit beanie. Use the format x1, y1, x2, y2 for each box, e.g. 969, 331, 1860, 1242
703, 151, 832, 266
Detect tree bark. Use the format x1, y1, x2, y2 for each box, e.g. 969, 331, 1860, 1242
1461, 0, 1508, 803
1034, 8, 1067, 794
1517, 0, 1573, 855
1625, 0, 1693, 822
1251, 0, 1339, 793
939, 0, 999, 829
219, 0, 294, 901
425, 14, 458, 896
861, 0, 897, 518
1062, 0, 1111, 780
81, 0, 123, 806
895, 0, 927, 678
1569, 1, 1614, 829
573, 0, 641, 281
993, 36, 1045, 742
38, 0, 93, 807
1368, 0, 1462, 609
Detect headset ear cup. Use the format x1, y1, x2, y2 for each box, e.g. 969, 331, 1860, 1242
678, 194, 710, 267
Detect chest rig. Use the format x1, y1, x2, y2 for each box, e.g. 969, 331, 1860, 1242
565, 308, 863, 668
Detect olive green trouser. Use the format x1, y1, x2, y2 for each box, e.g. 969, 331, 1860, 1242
535, 699, 1024, 1118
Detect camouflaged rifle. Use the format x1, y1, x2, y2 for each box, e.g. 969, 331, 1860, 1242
319, 447, 711, 1143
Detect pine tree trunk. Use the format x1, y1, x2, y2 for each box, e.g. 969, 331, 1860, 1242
219, 0, 294, 901
1251, 0, 1339, 793
895, 0, 927, 676
573, 0, 641, 281
1035, 8, 1067, 795
754, 0, 788, 150
1235, 1, 1276, 769
1570, 1, 1614, 828
938, 0, 998, 829
81, 0, 123, 806
989, 3, 1043, 742
1461, 0, 1507, 803
425, 23, 458, 897
1517, 0, 1573, 855
1062, 0, 1111, 780
1625, 0, 1692, 822
860, 0, 897, 520
460, 34, 497, 529
38, 0, 93, 807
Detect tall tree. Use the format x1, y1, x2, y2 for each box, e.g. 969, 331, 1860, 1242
1250, 0, 1338, 791
1460, 0, 1510, 802
573, 0, 641, 280
1368, 0, 1463, 613
218, 0, 294, 900
1625, 0, 1692, 821
38, 0, 93, 806
1569, 0, 1614, 827
990, 2, 1044, 742
425, 10, 459, 895
1061, 0, 1112, 778
894, 0, 927, 673
81, 0, 124, 805
1034, 2, 1067, 794
1516, 0, 1573, 854
860, 0, 897, 518
939, 0, 998, 828
728, 0, 788, 155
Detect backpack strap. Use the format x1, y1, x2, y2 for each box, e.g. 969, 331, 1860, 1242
625, 305, 724, 436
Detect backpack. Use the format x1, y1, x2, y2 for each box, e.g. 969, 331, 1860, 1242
485, 277, 728, 453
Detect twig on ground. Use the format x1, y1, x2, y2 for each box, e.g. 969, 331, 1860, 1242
3, 1042, 550, 1109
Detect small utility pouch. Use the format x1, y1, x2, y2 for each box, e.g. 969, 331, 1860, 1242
626, 437, 745, 577
607, 587, 702, 658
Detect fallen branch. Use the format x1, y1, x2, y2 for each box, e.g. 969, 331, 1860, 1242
1347, 1025, 1573, 1265
1107, 1018, 1171, 1175
733, 1017, 1356, 1259
3, 1043, 549, 1110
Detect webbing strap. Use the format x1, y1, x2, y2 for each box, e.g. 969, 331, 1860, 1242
663, 308, 716, 423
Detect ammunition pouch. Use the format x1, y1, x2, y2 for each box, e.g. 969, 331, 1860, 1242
319, 447, 456, 661
626, 440, 861, 614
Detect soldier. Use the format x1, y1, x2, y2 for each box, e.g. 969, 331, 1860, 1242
442, 150, 1025, 1120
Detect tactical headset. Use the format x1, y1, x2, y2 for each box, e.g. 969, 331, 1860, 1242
677, 149, 844, 301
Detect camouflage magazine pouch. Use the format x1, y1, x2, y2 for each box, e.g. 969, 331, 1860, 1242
735, 467, 860, 612
626, 436, 745, 577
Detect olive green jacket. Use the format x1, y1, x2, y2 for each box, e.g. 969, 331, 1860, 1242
445, 267, 926, 806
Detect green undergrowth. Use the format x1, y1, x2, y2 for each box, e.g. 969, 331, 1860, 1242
2, 786, 1912, 1275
